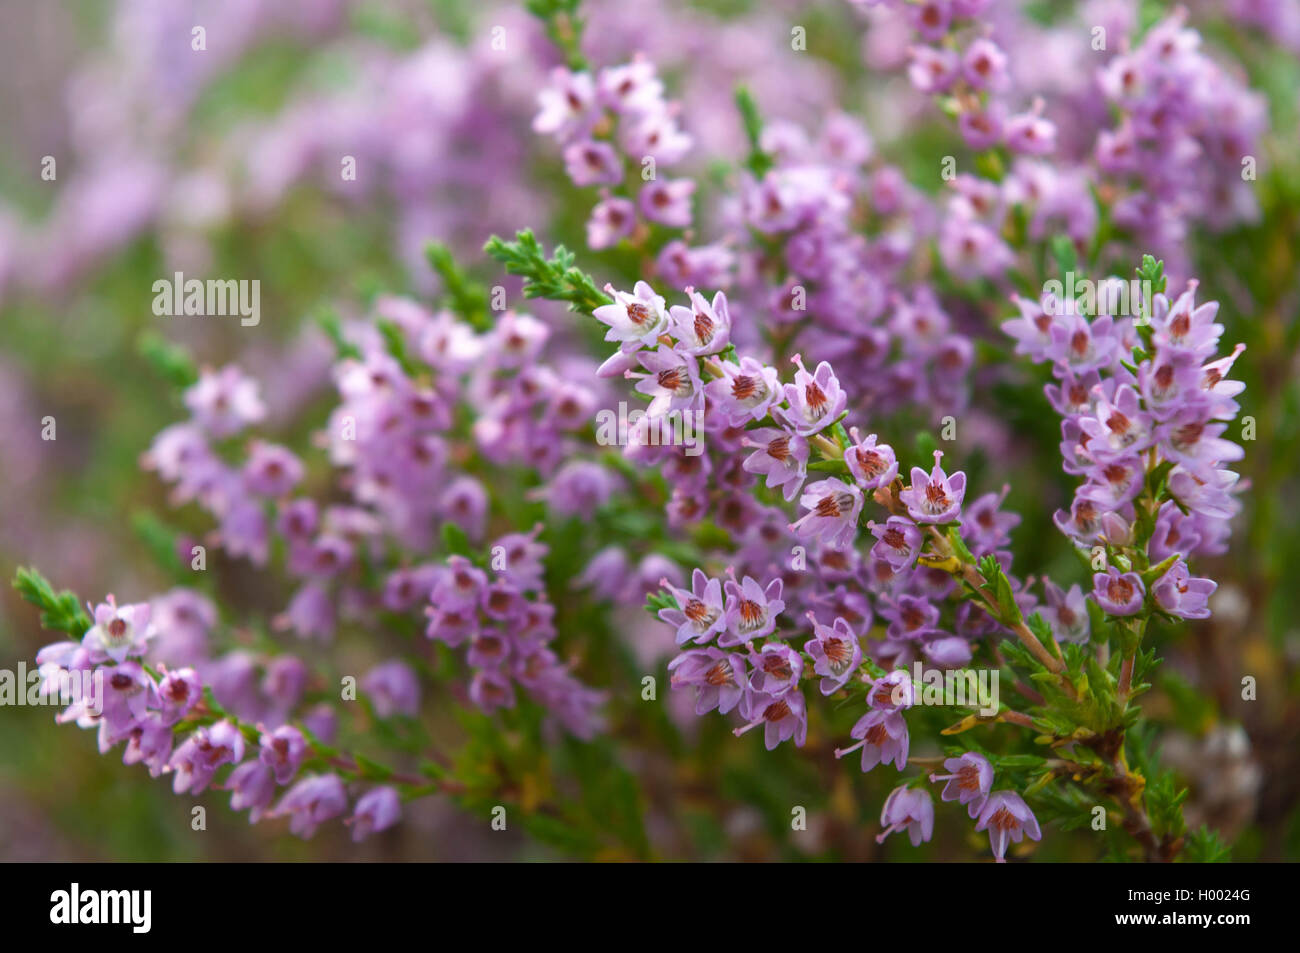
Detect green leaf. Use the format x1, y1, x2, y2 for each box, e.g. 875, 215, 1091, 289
484, 230, 613, 316
734, 87, 774, 177
138, 332, 199, 390
525, 0, 588, 70
440, 522, 473, 558
947, 527, 975, 564
1183, 825, 1231, 862
425, 242, 493, 330
314, 306, 364, 361
1050, 234, 1077, 278
375, 318, 422, 378
13, 567, 91, 636
644, 589, 679, 617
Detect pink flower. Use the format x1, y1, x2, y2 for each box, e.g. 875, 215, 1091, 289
975, 790, 1042, 862
898, 451, 966, 524
876, 785, 934, 846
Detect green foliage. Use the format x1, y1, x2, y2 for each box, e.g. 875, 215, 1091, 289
375, 318, 422, 378
525, 0, 588, 70
484, 230, 613, 315
644, 588, 678, 617
314, 305, 364, 361
1184, 825, 1232, 863
138, 331, 198, 390
425, 241, 493, 330
13, 567, 91, 636
734, 87, 774, 177
440, 521, 473, 558
1136, 254, 1167, 296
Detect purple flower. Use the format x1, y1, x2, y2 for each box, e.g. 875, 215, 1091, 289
620, 110, 692, 164
259, 725, 308, 785
734, 688, 807, 750
627, 344, 703, 418
169, 720, 246, 795
867, 670, 916, 712
1041, 581, 1091, 644
1079, 385, 1153, 460
958, 104, 1002, 150
1092, 567, 1146, 616
348, 786, 402, 842
540, 460, 620, 517
83, 595, 153, 663
469, 668, 516, 713
274, 773, 348, 839
1152, 558, 1216, 620
1077, 456, 1146, 511
883, 595, 941, 641
869, 517, 922, 571
242, 441, 303, 497
908, 46, 959, 93
441, 476, 489, 542
803, 614, 862, 695
962, 39, 1008, 91
562, 140, 622, 187
278, 582, 336, 642
98, 662, 155, 745
908, 0, 952, 41
184, 366, 265, 438
838, 709, 909, 772
597, 59, 664, 113
1151, 282, 1223, 360
362, 661, 421, 719
156, 667, 201, 726
1156, 408, 1243, 479
844, 430, 899, 490
122, 715, 174, 778
740, 427, 808, 502
709, 358, 781, 426
587, 195, 637, 249
791, 478, 863, 549
930, 751, 994, 818
720, 574, 785, 647
639, 178, 695, 228
1045, 312, 1118, 375
658, 568, 726, 645
876, 785, 934, 846
776, 355, 848, 436
1002, 292, 1060, 361
668, 647, 748, 715
898, 451, 966, 524
923, 635, 972, 667
227, 760, 276, 822
747, 642, 803, 696
593, 280, 669, 349
533, 68, 596, 141
669, 289, 732, 357
975, 790, 1042, 862
1005, 108, 1057, 155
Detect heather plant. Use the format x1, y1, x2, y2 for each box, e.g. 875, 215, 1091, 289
4, 0, 1297, 862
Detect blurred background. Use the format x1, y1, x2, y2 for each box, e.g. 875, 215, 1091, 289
1, 0, 1297, 861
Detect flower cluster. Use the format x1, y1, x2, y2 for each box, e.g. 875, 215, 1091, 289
11, 0, 1277, 864
424, 547, 607, 739
1004, 273, 1242, 624
33, 595, 401, 841
534, 57, 698, 249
